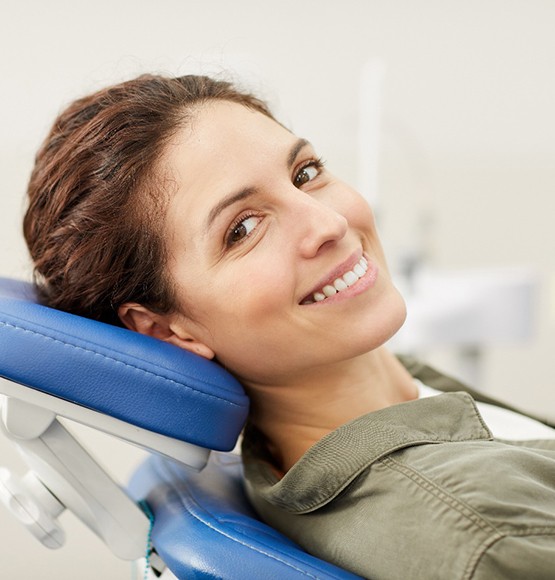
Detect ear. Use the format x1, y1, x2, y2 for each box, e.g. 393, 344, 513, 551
118, 302, 215, 360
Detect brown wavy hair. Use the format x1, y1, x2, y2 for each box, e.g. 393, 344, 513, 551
23, 74, 274, 326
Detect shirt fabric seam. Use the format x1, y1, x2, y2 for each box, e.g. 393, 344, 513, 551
381, 455, 501, 536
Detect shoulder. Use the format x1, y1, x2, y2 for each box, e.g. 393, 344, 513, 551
398, 354, 555, 429
243, 397, 555, 579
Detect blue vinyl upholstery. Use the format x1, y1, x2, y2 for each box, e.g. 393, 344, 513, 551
130, 452, 362, 579
0, 277, 361, 578
0, 278, 248, 450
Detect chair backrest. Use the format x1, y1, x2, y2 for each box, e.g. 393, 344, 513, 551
0, 277, 362, 578
129, 452, 362, 579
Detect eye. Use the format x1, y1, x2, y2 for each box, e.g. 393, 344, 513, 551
294, 159, 324, 188
226, 214, 261, 247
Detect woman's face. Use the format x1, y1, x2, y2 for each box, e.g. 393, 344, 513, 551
161, 101, 406, 385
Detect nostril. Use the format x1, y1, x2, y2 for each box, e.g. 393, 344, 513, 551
317, 239, 338, 254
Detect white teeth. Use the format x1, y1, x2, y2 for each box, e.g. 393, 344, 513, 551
306, 256, 370, 304
354, 264, 366, 277
343, 271, 358, 286
333, 278, 348, 291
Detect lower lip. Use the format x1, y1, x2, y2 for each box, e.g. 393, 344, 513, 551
304, 257, 378, 306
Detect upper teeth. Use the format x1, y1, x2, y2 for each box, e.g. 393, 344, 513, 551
305, 257, 368, 304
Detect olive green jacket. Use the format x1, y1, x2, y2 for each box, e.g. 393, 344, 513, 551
242, 358, 555, 579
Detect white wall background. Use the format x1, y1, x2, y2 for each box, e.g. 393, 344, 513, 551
1, 0, 554, 578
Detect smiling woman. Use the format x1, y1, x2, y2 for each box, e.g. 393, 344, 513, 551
130, 99, 407, 391
23, 73, 555, 579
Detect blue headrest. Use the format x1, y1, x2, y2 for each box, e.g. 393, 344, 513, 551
0, 278, 249, 451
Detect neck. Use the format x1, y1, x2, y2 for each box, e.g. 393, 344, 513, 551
243, 347, 417, 473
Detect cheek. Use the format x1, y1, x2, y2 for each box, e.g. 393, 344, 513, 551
198, 271, 297, 380
201, 261, 292, 336
338, 188, 377, 231
231, 262, 292, 319
339, 189, 392, 271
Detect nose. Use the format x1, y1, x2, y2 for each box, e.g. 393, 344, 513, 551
293, 195, 348, 258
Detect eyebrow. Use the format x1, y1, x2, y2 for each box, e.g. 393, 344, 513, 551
205, 137, 311, 231
206, 186, 257, 231
287, 138, 310, 168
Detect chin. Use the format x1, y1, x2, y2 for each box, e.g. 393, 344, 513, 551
368, 289, 407, 350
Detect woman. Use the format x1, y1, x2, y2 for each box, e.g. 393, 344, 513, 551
24, 74, 555, 579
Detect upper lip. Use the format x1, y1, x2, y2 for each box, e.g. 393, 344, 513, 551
299, 248, 364, 303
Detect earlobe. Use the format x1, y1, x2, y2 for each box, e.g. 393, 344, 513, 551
118, 303, 216, 360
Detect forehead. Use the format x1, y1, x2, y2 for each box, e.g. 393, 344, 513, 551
165, 102, 293, 203
168, 100, 291, 170
167, 101, 293, 188
162, 100, 297, 247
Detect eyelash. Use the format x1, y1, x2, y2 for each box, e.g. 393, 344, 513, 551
294, 157, 326, 187
224, 156, 326, 248
225, 212, 261, 248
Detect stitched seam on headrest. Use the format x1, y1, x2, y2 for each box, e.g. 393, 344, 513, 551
0, 321, 243, 407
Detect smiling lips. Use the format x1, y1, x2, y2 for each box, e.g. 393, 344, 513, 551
301, 256, 370, 305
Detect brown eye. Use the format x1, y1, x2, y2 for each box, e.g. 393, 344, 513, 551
294, 164, 320, 187
227, 215, 260, 246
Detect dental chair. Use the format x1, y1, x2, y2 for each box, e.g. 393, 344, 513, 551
0, 277, 361, 579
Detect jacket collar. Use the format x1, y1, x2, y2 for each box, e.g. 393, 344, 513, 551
243, 392, 492, 514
